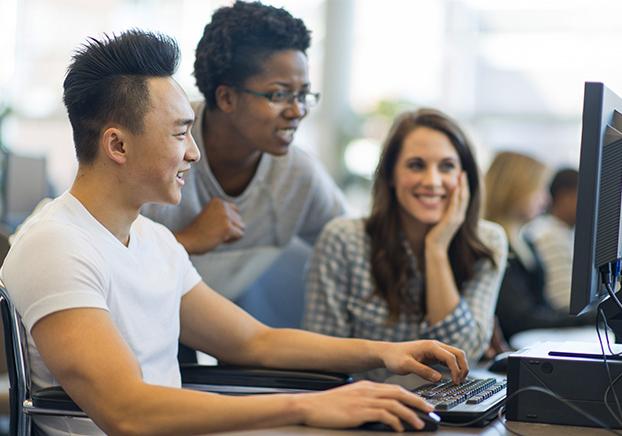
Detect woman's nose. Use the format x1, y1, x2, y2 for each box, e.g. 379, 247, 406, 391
422, 167, 441, 186
283, 99, 307, 119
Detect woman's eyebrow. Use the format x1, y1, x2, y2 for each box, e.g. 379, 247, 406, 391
267, 81, 311, 88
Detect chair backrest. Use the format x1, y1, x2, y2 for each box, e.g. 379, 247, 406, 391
0, 225, 10, 271
0, 227, 12, 376
0, 285, 31, 435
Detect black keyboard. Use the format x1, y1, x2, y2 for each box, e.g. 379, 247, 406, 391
412, 377, 507, 426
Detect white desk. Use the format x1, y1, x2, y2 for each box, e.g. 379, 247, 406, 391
213, 419, 612, 436
211, 367, 615, 436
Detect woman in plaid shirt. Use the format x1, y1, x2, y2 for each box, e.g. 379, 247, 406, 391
304, 109, 508, 371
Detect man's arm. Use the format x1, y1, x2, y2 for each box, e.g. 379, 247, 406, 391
32, 308, 437, 434
180, 282, 469, 383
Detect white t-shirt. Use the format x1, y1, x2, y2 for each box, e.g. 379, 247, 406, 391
524, 214, 574, 310
1, 192, 201, 435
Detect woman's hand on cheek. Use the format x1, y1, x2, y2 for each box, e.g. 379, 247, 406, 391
425, 172, 470, 252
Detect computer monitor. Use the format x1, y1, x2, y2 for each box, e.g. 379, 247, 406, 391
0, 148, 50, 229
570, 82, 622, 339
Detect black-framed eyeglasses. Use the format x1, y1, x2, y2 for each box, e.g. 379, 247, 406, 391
236, 87, 321, 108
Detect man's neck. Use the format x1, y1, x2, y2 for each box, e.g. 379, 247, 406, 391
70, 170, 139, 246
505, 221, 523, 248
550, 207, 573, 228
202, 110, 263, 196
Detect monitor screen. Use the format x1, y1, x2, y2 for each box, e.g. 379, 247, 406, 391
0, 150, 50, 229
570, 82, 622, 315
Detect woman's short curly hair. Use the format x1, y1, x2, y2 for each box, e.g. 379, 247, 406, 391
194, 1, 311, 109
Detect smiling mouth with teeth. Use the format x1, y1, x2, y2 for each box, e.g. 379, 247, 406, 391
414, 193, 446, 199
277, 127, 296, 134
176, 170, 188, 182
413, 193, 447, 208
274, 128, 297, 146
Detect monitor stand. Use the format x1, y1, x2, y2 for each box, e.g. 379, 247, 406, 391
541, 290, 622, 360
546, 292, 622, 359
548, 290, 622, 361
597, 290, 622, 343
549, 350, 622, 360
546, 337, 622, 360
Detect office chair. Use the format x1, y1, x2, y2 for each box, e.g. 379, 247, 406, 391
0, 284, 350, 434
0, 285, 86, 436
180, 364, 351, 394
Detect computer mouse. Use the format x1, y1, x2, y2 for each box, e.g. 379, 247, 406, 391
487, 351, 512, 374
358, 408, 440, 432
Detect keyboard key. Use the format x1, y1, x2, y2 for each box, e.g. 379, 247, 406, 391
413, 377, 505, 410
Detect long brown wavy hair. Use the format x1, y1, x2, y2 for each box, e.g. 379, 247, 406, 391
365, 108, 496, 322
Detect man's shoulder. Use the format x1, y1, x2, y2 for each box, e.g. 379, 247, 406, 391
11, 218, 87, 253
11, 194, 91, 245
524, 214, 568, 240
2, 197, 105, 292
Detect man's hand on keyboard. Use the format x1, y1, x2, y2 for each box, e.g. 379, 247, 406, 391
296, 380, 433, 432
378, 340, 469, 384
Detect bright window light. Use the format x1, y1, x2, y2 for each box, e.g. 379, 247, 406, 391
344, 138, 381, 179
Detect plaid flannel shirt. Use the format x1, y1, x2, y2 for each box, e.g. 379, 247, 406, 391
303, 218, 508, 363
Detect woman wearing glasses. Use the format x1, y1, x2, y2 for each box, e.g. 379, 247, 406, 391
142, 2, 346, 319
304, 109, 508, 370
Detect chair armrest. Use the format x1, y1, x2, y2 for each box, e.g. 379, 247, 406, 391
180, 364, 352, 392
31, 386, 83, 412
31, 366, 352, 412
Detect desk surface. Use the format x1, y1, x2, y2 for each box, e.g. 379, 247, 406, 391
214, 419, 612, 435
213, 366, 614, 435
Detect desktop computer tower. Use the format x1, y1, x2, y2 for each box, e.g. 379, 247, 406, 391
506, 341, 622, 428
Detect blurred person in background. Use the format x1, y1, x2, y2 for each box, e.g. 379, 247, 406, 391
523, 168, 578, 311
485, 153, 589, 342
304, 109, 508, 375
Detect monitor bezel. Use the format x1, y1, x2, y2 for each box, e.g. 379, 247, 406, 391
570, 82, 622, 315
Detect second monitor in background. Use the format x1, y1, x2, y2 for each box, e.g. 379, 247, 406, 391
0, 149, 51, 230
570, 81, 622, 339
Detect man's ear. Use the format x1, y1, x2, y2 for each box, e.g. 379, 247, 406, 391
214, 84, 238, 113
101, 126, 128, 165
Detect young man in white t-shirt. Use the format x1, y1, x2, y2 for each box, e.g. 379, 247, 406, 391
1, 30, 469, 435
